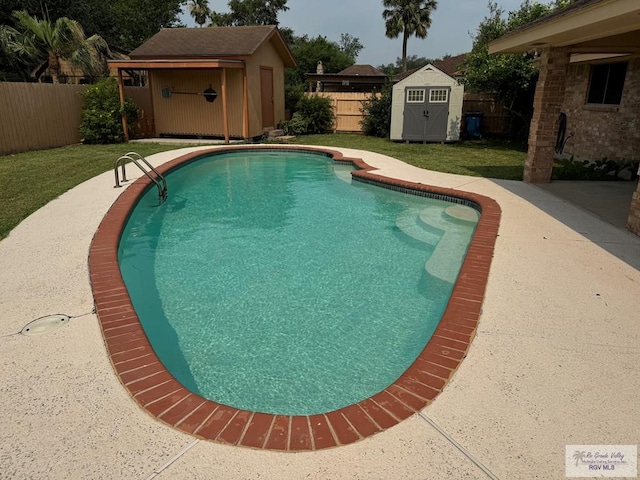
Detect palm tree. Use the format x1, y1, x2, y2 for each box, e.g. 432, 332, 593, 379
0, 11, 108, 84
189, 0, 210, 27
382, 0, 438, 73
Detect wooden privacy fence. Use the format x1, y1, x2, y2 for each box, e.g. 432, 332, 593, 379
308, 92, 376, 133
0, 82, 153, 155
462, 92, 511, 136
0, 82, 86, 155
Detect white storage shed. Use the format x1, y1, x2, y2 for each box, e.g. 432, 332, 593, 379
390, 64, 464, 142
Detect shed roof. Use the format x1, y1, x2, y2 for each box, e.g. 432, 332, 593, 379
392, 53, 466, 82
129, 26, 296, 67
393, 64, 459, 87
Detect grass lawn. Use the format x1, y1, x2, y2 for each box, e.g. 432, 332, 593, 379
0, 135, 527, 240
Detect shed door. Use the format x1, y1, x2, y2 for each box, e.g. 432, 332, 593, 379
402, 87, 450, 142
425, 87, 450, 142
260, 67, 274, 129
402, 88, 427, 141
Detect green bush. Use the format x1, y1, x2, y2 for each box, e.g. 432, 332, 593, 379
280, 94, 335, 136
360, 84, 392, 138
79, 77, 138, 144
280, 112, 310, 136
285, 83, 305, 115
552, 156, 639, 181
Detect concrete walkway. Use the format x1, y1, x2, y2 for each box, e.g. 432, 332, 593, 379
1, 146, 639, 479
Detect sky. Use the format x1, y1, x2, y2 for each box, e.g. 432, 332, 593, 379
181, 0, 526, 67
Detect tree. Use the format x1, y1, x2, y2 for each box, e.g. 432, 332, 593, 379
210, 0, 289, 26
189, 0, 210, 27
0, 0, 184, 52
339, 33, 363, 61
0, 10, 108, 83
283, 31, 362, 113
286, 34, 358, 87
360, 84, 393, 137
378, 54, 435, 75
111, 0, 184, 51
462, 1, 562, 137
382, 0, 438, 73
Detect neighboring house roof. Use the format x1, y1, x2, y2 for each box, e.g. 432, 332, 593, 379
305, 64, 389, 90
129, 26, 296, 67
336, 64, 386, 76
392, 53, 467, 82
489, 0, 640, 55
30, 48, 129, 82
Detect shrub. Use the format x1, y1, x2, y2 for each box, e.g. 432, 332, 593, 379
285, 83, 305, 116
552, 156, 639, 181
280, 94, 335, 136
79, 77, 138, 144
280, 112, 310, 136
360, 84, 392, 138
297, 94, 335, 134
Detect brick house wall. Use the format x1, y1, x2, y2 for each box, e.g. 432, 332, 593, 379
561, 58, 640, 162
558, 57, 640, 236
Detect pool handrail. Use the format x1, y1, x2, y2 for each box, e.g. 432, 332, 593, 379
114, 152, 167, 203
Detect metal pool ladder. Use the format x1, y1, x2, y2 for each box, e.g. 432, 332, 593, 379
114, 151, 167, 203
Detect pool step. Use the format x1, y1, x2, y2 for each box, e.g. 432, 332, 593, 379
331, 164, 353, 183
421, 205, 479, 284
395, 209, 442, 246
396, 205, 479, 285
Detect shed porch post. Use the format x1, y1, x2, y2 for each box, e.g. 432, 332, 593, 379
242, 66, 249, 140
221, 68, 229, 143
524, 47, 571, 183
117, 68, 129, 142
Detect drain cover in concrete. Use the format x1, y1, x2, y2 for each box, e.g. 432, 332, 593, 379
21, 314, 70, 336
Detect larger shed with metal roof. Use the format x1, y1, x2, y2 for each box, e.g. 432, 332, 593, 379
109, 26, 296, 142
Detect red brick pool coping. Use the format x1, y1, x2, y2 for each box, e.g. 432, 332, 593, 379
89, 145, 501, 451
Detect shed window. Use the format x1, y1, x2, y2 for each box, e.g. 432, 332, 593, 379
429, 89, 448, 103
587, 62, 627, 105
406, 89, 425, 103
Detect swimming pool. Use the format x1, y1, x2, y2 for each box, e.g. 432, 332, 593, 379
90, 146, 501, 450
118, 149, 478, 415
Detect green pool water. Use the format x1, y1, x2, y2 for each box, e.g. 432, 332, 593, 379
118, 150, 478, 415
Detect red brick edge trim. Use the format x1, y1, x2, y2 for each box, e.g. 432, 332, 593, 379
89, 145, 501, 451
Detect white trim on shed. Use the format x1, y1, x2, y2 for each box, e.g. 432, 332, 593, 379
390, 64, 464, 142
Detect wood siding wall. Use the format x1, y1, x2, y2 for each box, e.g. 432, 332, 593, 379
0, 82, 85, 155
150, 69, 244, 138
246, 40, 287, 136
308, 92, 374, 133
124, 86, 154, 138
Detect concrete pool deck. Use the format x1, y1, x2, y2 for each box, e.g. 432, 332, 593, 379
1, 146, 639, 479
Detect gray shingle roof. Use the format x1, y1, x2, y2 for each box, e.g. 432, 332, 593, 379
337, 65, 387, 76
129, 26, 281, 58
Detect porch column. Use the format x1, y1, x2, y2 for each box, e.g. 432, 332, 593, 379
117, 68, 129, 142
627, 179, 640, 236
524, 47, 571, 183
221, 67, 229, 143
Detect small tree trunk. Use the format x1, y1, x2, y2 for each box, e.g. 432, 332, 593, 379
402, 31, 409, 72
49, 52, 61, 84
